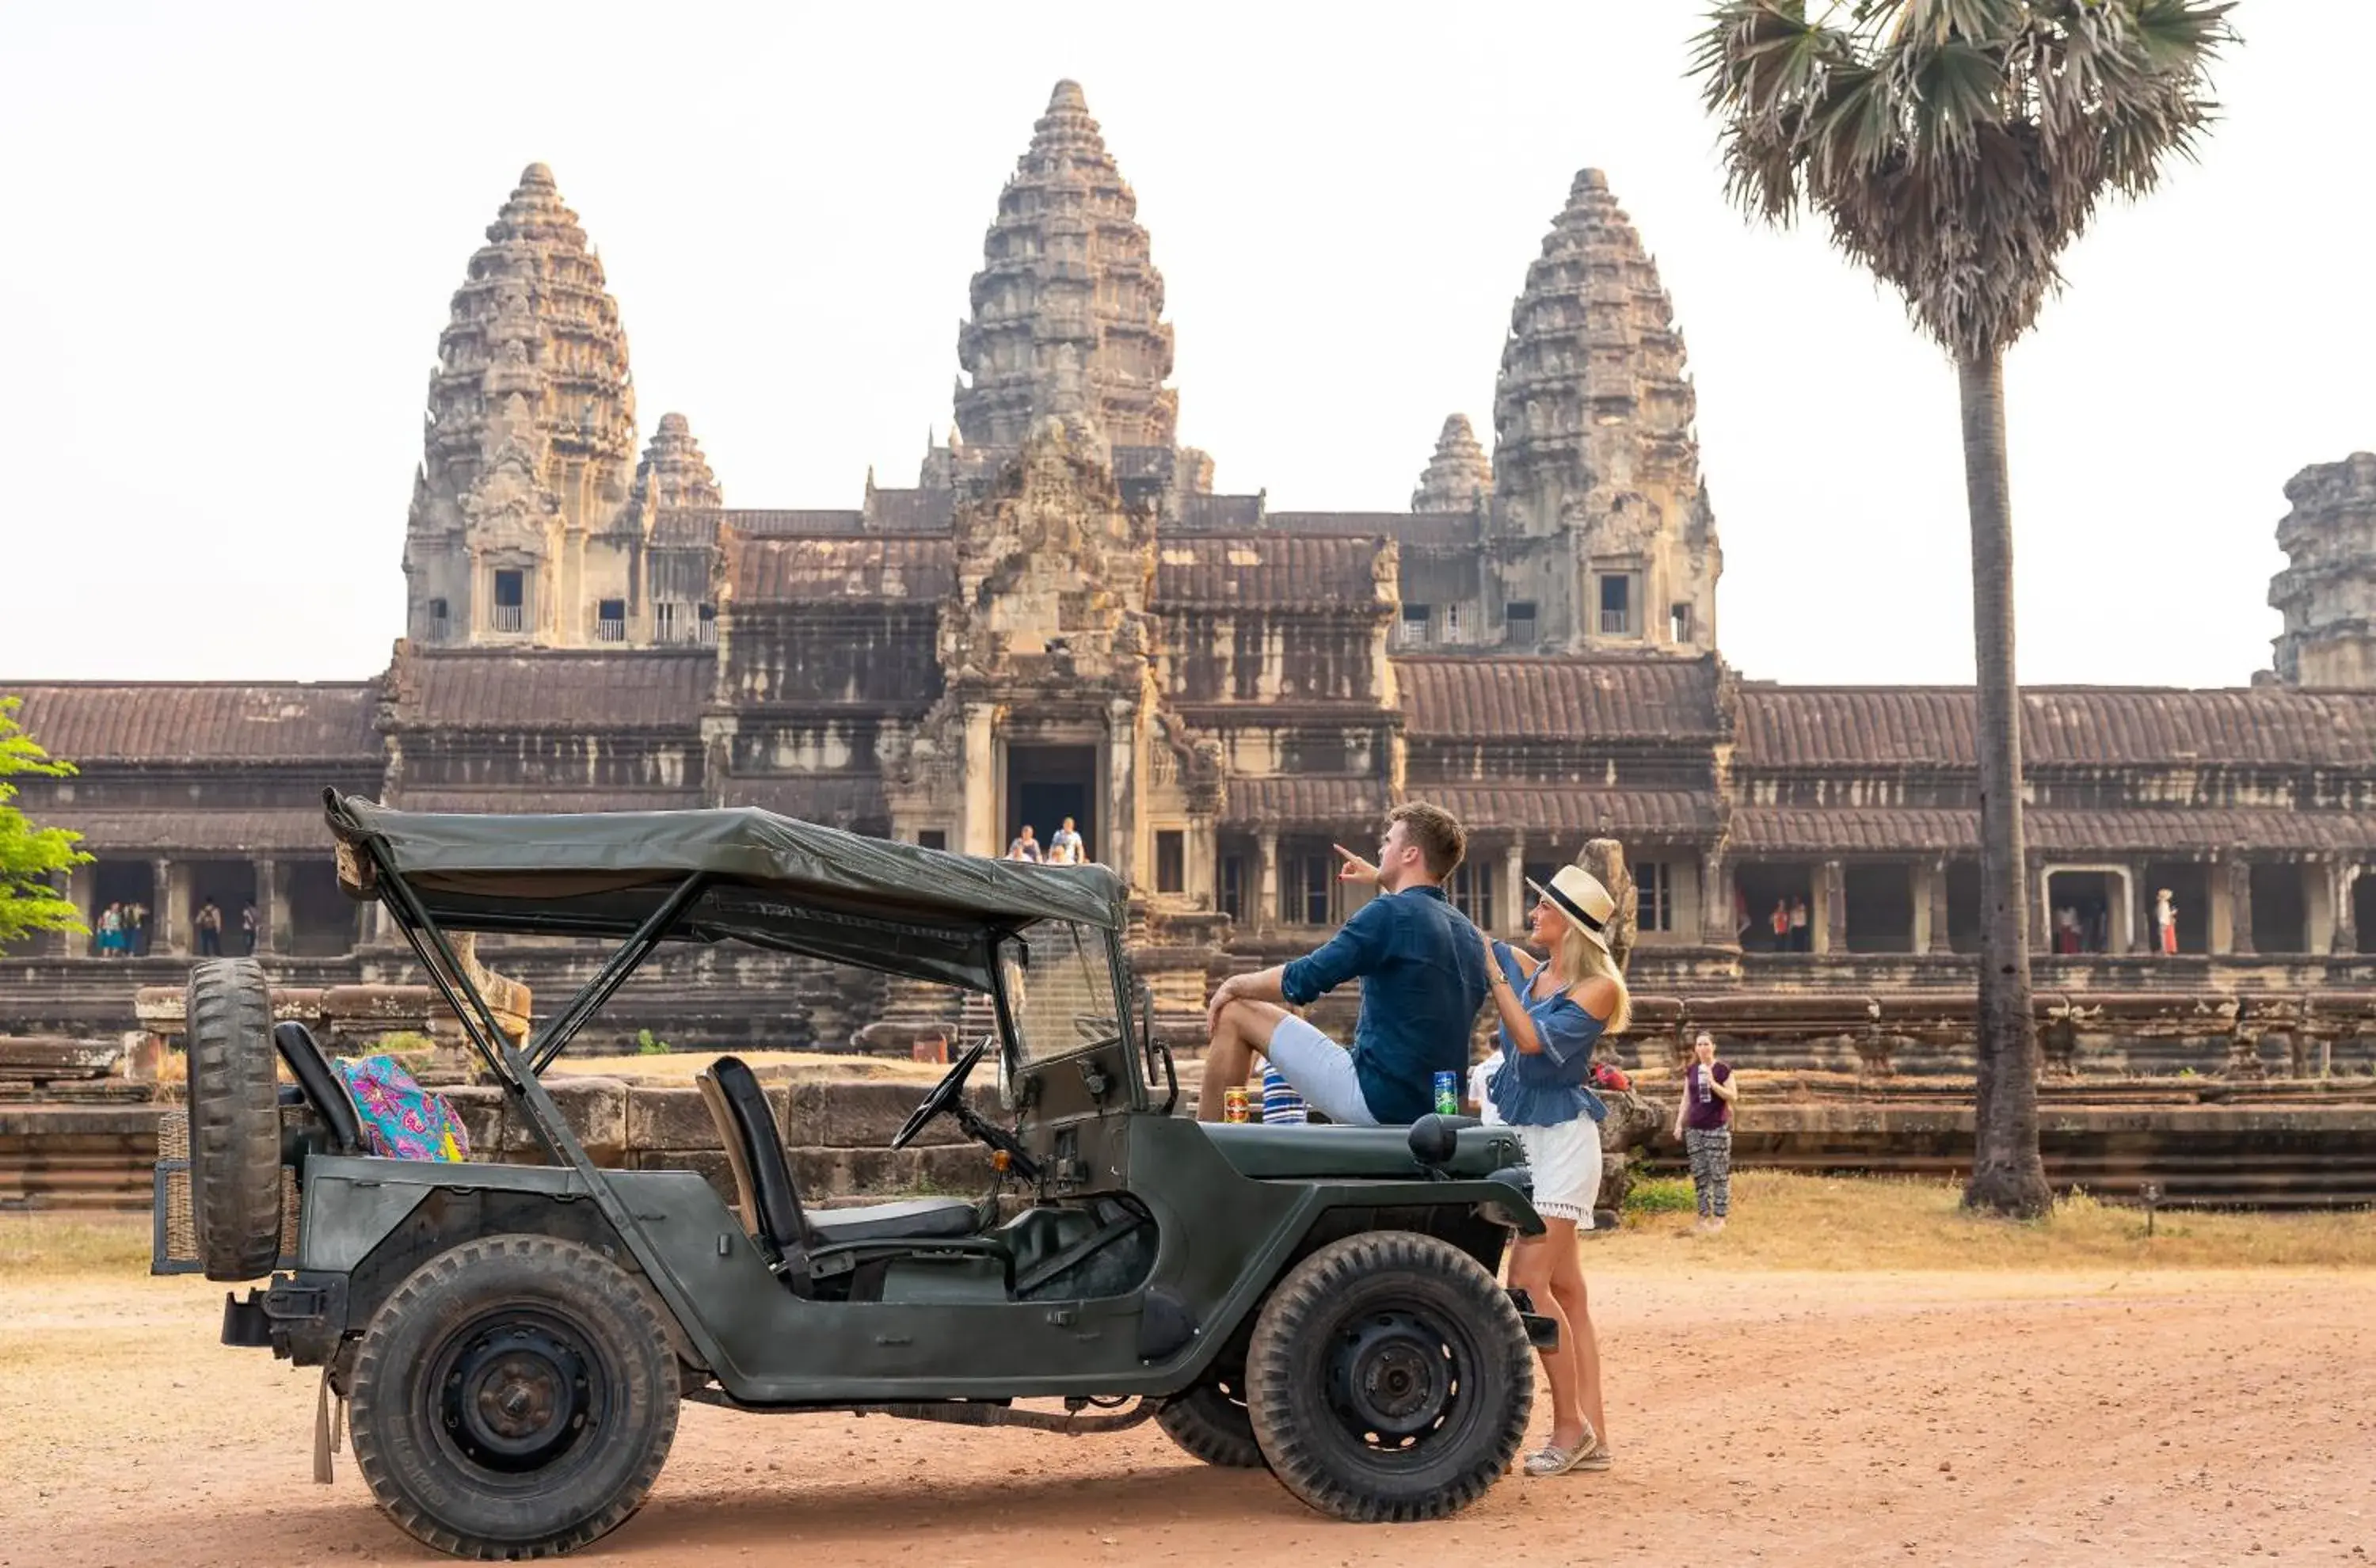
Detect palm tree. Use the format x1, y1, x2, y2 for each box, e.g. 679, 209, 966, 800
1690, 0, 2235, 1214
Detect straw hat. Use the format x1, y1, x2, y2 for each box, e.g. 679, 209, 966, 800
1524, 865, 1616, 952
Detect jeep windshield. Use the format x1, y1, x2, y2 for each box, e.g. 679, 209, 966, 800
998, 919, 1124, 1064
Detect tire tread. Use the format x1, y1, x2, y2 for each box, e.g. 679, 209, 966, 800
185, 958, 282, 1282
345, 1235, 680, 1562
1245, 1230, 1533, 1524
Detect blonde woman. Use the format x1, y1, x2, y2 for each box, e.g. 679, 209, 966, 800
1477, 865, 1624, 1478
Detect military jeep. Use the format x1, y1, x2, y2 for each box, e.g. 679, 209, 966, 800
183, 790, 1548, 1558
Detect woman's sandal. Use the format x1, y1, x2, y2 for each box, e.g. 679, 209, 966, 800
1524, 1422, 1610, 1476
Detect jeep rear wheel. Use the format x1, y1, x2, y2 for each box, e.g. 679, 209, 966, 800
347, 1236, 680, 1560
1244, 1231, 1533, 1522
185, 958, 284, 1282
1156, 1367, 1266, 1469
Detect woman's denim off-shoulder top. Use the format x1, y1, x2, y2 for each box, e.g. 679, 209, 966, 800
1484, 940, 1612, 1128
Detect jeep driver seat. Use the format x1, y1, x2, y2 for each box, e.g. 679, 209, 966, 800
695, 1056, 980, 1292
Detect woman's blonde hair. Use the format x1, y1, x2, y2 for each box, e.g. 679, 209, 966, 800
1555, 919, 1630, 1034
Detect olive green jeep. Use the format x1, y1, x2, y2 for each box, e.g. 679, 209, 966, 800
181, 792, 1548, 1558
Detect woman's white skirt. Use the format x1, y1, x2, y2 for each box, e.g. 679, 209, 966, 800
1516, 1117, 1603, 1227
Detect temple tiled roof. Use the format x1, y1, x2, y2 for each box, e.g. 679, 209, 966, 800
396, 650, 712, 730
716, 774, 889, 828
728, 537, 955, 602
36, 806, 335, 854
1732, 805, 2376, 856
1222, 775, 1391, 824
658, 508, 882, 544
1175, 494, 1262, 531
1154, 537, 1389, 607
390, 787, 702, 814
868, 489, 957, 534
1396, 656, 1723, 741
1266, 512, 1480, 549
1424, 786, 1715, 839
1738, 687, 2376, 769
1, 683, 381, 763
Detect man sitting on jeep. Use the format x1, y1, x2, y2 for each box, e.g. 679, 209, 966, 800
1201, 802, 1491, 1126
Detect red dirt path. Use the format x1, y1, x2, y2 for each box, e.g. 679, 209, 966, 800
3, 1268, 2372, 1567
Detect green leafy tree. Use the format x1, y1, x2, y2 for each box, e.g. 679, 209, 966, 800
1, 696, 89, 946
1691, 0, 2236, 1214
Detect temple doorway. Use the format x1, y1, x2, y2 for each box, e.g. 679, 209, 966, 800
2250, 863, 2308, 953
90, 860, 159, 957
1944, 859, 1982, 953
2041, 869, 2122, 954
285, 861, 360, 957
1843, 864, 1914, 953
187, 862, 258, 957
1734, 862, 1814, 952
2356, 870, 2376, 955
1005, 745, 1098, 864
2142, 862, 2211, 954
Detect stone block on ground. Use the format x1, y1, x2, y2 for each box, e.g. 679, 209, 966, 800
791, 1143, 995, 1198
625, 1084, 743, 1155
631, 1147, 739, 1207
783, 1079, 996, 1148
1596, 1149, 1632, 1215
438, 1078, 628, 1161
1597, 1090, 1663, 1156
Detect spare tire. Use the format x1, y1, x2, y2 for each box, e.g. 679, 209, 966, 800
185, 958, 284, 1281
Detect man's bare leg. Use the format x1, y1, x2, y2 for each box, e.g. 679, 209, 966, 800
1198, 999, 1290, 1121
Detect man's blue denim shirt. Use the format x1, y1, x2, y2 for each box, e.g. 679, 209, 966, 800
1279, 885, 1492, 1125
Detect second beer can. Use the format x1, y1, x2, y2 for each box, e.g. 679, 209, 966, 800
1223, 1086, 1252, 1123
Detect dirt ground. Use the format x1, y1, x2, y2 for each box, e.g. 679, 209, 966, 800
4, 1246, 2374, 1568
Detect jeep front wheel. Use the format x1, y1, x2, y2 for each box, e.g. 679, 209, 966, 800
347, 1236, 680, 1560
1244, 1231, 1533, 1522
1156, 1367, 1266, 1469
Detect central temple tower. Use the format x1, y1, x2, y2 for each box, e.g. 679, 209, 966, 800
952, 82, 1178, 454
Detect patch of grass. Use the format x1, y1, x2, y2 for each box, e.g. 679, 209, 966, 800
1595, 1170, 2376, 1272
0, 1214, 150, 1277
1624, 1175, 1696, 1214
370, 1029, 440, 1056
635, 1029, 672, 1056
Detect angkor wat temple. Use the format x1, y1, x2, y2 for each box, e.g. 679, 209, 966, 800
8, 81, 2376, 1049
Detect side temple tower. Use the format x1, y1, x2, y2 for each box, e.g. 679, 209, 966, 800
401, 164, 643, 647
2271, 452, 2376, 687
1489, 169, 1719, 654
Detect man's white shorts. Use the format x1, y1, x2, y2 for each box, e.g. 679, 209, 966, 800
1260, 1015, 1380, 1127
1516, 1117, 1602, 1227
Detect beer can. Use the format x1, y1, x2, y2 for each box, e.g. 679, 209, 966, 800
1434, 1070, 1460, 1117
1223, 1086, 1251, 1123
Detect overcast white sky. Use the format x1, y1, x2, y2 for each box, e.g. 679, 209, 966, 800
2, 2, 2366, 689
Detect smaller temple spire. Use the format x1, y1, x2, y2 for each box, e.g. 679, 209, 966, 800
1411, 414, 1492, 512
629, 413, 722, 512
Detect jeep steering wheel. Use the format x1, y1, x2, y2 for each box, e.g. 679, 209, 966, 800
891, 1039, 989, 1151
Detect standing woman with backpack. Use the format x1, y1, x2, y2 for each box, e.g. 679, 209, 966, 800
1477, 865, 1624, 1479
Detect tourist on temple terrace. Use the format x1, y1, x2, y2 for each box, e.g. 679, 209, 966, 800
1198, 802, 1489, 1126
1046, 815, 1083, 865
1673, 1030, 1738, 1233
1477, 863, 1621, 1477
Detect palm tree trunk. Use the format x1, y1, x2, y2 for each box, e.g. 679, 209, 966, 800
1956, 349, 2052, 1217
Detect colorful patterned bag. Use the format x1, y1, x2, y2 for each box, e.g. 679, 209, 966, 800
330, 1053, 471, 1163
